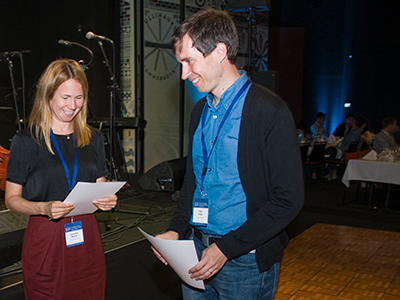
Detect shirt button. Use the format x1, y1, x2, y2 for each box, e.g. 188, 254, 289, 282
213, 114, 217, 119
224, 104, 228, 109
208, 168, 211, 172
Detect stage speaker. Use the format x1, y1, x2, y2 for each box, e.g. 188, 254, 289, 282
251, 70, 279, 93
0, 210, 28, 269
139, 157, 186, 192
227, 0, 270, 10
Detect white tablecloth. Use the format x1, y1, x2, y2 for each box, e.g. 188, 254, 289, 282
342, 159, 400, 187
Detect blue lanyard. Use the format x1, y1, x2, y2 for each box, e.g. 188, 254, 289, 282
199, 80, 250, 194
50, 130, 78, 191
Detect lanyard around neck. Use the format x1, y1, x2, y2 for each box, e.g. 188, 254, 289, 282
199, 79, 250, 193
50, 129, 78, 191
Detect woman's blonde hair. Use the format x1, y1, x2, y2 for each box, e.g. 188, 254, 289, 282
29, 58, 91, 154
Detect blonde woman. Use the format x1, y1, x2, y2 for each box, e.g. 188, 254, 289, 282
5, 59, 117, 299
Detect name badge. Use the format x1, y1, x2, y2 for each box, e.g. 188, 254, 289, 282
64, 221, 84, 247
192, 197, 209, 227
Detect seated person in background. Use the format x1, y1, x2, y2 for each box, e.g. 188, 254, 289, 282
392, 125, 400, 146
359, 117, 374, 149
373, 116, 398, 153
323, 117, 362, 180
310, 112, 327, 137
333, 113, 355, 138
325, 116, 362, 160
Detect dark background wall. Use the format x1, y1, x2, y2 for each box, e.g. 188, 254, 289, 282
0, 0, 120, 148
269, 0, 400, 135
268, 26, 305, 123
1, 0, 400, 144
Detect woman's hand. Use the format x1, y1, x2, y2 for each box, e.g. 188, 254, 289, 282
5, 181, 74, 219
93, 176, 118, 211
44, 201, 75, 220
93, 194, 118, 211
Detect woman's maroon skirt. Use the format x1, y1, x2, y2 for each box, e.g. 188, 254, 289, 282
22, 214, 106, 299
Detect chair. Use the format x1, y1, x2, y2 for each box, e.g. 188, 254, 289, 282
0, 145, 10, 191
324, 157, 345, 167
299, 143, 310, 165
324, 155, 346, 180
299, 143, 310, 180
345, 148, 371, 164
358, 141, 370, 151
305, 142, 326, 180
307, 142, 326, 162
347, 141, 360, 153
324, 141, 365, 179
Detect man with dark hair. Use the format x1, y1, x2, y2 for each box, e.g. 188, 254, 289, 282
310, 112, 327, 136
152, 9, 304, 300
333, 113, 355, 137
171, 9, 239, 65
374, 116, 398, 153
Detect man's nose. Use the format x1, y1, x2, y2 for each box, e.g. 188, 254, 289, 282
181, 64, 191, 80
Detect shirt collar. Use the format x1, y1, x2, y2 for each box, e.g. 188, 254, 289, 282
206, 71, 249, 112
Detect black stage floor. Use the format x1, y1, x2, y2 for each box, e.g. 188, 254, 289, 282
0, 175, 183, 300
1, 174, 400, 299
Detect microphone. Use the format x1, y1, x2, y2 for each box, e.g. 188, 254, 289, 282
0, 50, 30, 63
0, 52, 20, 63
57, 39, 94, 71
58, 39, 72, 46
0, 52, 19, 59
78, 60, 89, 72
85, 31, 113, 43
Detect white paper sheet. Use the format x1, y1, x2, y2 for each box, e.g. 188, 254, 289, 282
138, 227, 205, 290
63, 181, 126, 217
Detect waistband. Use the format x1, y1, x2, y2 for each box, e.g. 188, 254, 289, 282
193, 227, 222, 247
193, 227, 256, 253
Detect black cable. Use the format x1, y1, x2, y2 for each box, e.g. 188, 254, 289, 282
100, 205, 175, 242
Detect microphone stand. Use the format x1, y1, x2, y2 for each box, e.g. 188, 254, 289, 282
58, 40, 94, 71
5, 54, 22, 132
96, 40, 118, 182
95, 39, 121, 230
244, 8, 257, 76
90, 34, 143, 230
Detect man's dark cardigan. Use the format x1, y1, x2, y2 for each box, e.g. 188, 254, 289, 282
168, 83, 304, 272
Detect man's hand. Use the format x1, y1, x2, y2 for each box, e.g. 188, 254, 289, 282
152, 231, 179, 265
189, 243, 227, 280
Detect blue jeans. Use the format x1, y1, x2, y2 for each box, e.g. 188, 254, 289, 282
182, 235, 280, 300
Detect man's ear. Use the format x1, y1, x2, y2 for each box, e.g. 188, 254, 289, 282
215, 42, 228, 62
